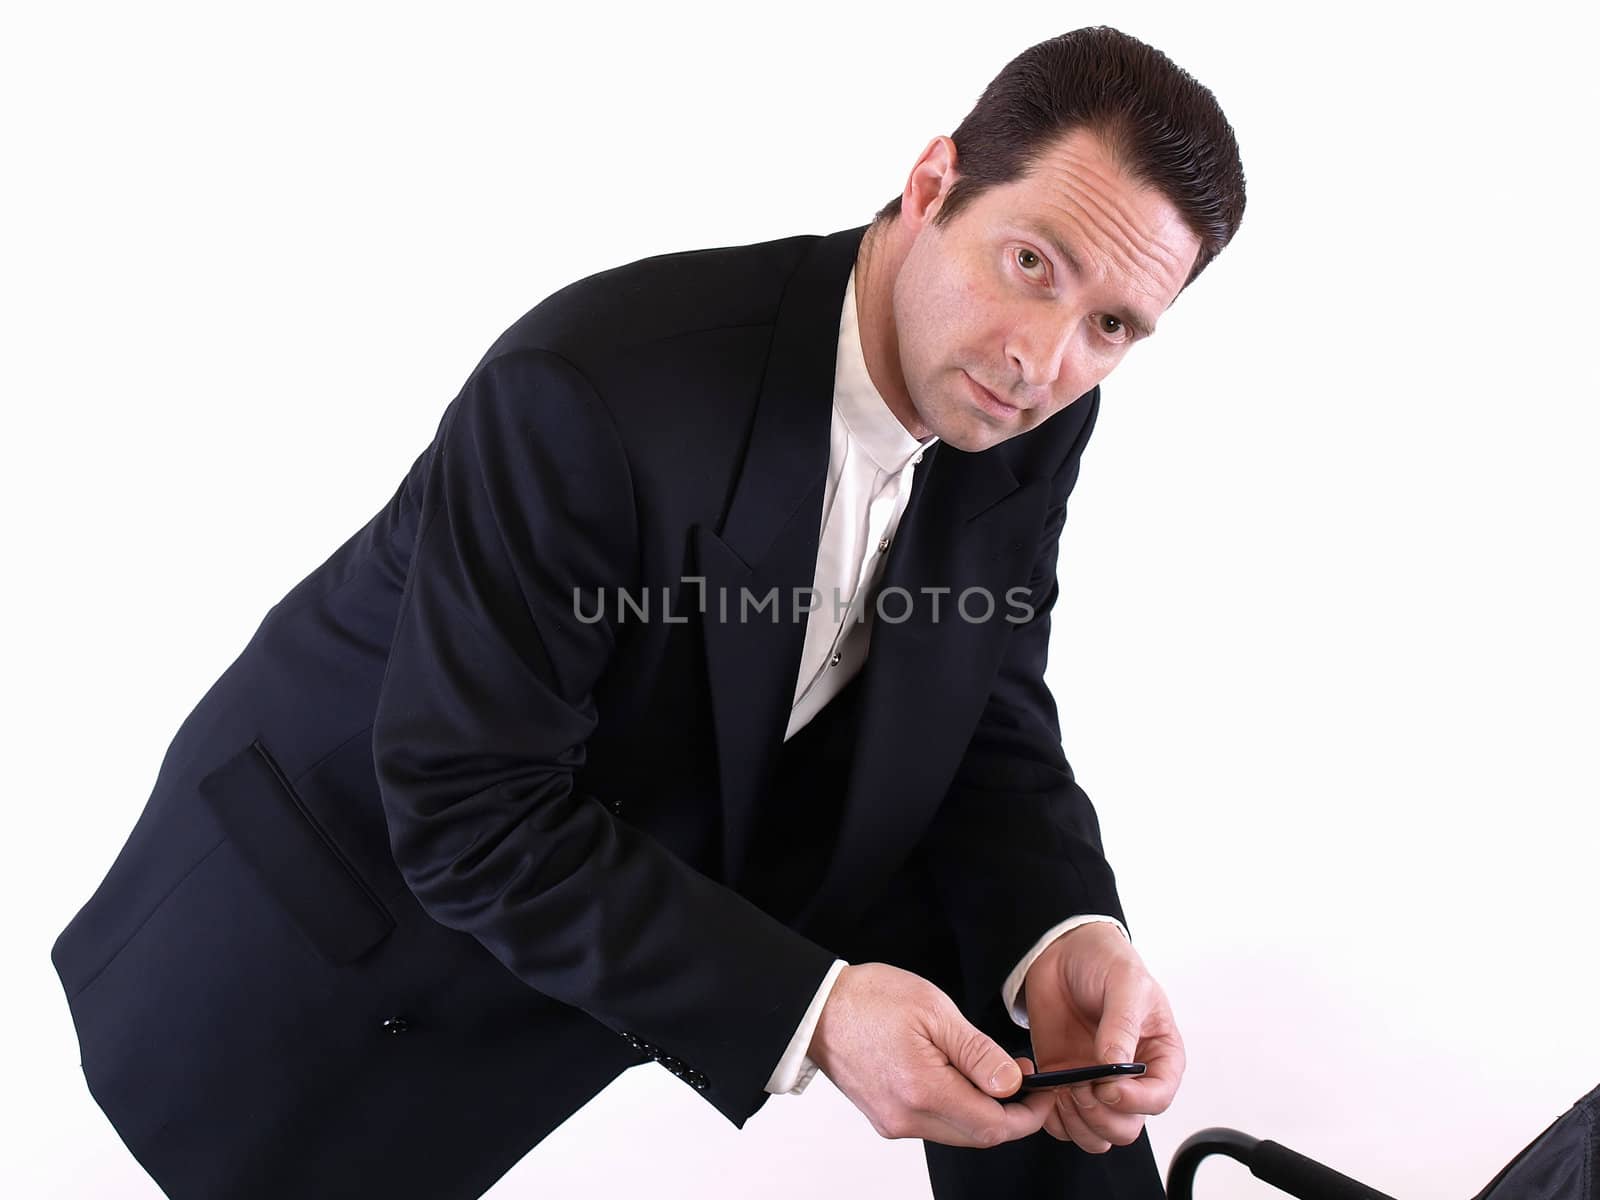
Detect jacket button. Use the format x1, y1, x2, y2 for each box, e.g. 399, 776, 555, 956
381, 1017, 411, 1035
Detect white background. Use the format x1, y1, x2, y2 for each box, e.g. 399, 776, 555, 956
6, 2, 1598, 1197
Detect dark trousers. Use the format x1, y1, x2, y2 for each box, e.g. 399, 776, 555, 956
496, 839, 1166, 1200
733, 670, 1166, 1198
832, 837, 1164, 1199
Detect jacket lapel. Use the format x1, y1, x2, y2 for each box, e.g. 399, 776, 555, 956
798, 445, 1053, 939
694, 224, 867, 886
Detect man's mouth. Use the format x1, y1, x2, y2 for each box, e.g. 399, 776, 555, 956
964, 371, 1022, 418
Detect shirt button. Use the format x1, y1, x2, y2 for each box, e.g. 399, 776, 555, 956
877, 536, 890, 554
828, 652, 842, 667
913, 453, 923, 464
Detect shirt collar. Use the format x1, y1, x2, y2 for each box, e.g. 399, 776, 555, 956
834, 265, 940, 474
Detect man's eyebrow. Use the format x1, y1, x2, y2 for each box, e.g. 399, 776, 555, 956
1015, 220, 1158, 339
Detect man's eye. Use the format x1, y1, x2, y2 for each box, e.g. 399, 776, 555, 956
1097, 314, 1128, 341
1015, 248, 1044, 273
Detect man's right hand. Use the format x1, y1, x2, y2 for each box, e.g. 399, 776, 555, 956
808, 962, 1045, 1148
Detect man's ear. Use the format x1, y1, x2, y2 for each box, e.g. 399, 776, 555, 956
902, 135, 959, 228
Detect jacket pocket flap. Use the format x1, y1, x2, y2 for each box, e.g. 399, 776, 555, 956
198, 738, 394, 964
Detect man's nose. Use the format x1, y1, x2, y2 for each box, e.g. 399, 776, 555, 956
1006, 318, 1077, 392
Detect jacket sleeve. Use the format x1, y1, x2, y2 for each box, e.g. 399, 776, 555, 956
372, 348, 839, 1127
920, 388, 1128, 1018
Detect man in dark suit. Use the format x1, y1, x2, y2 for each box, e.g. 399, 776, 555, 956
51, 26, 1244, 1200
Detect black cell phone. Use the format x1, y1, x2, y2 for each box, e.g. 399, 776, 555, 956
1017, 1062, 1146, 1091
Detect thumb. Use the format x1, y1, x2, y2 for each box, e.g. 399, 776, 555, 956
1095, 972, 1149, 1064
943, 1016, 1022, 1096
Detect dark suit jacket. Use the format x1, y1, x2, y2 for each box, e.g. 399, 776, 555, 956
51, 223, 1126, 1198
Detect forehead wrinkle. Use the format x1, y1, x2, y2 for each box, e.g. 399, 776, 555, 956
1030, 152, 1158, 259
1034, 150, 1189, 279
1039, 189, 1180, 308
1054, 190, 1166, 286
1040, 151, 1149, 247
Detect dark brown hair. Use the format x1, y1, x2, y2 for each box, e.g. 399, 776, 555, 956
874, 26, 1246, 284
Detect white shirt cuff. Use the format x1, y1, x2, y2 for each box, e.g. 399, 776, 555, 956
765, 958, 849, 1095
1001, 915, 1129, 1029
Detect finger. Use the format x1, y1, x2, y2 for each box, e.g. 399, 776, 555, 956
1094, 1031, 1187, 1114
1092, 1071, 1171, 1114
987, 1054, 1036, 1099
1054, 1088, 1112, 1154
1067, 1083, 1148, 1146
919, 1079, 1047, 1148
1012, 1058, 1118, 1144
992, 1062, 1030, 1100
1021, 1088, 1074, 1142
935, 1012, 1026, 1099
1010, 1056, 1070, 1130
1021, 1080, 1101, 1144
1040, 1102, 1071, 1142
1013, 1081, 1060, 1128
986, 1096, 1050, 1144
1094, 970, 1152, 1067
928, 1065, 1048, 1145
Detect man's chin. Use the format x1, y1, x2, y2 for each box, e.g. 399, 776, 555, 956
928, 397, 1030, 453
936, 416, 1013, 454
943, 431, 1007, 454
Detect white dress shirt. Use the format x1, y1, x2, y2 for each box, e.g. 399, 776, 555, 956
762, 267, 1128, 1096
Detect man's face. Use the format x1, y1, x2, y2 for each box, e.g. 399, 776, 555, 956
881, 126, 1203, 452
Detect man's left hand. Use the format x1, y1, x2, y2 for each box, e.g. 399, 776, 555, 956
1011, 922, 1186, 1153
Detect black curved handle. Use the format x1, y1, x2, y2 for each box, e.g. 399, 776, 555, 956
1167, 1127, 1399, 1200
1168, 1127, 1259, 1200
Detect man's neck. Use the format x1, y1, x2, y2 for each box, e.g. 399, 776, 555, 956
852, 220, 929, 440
